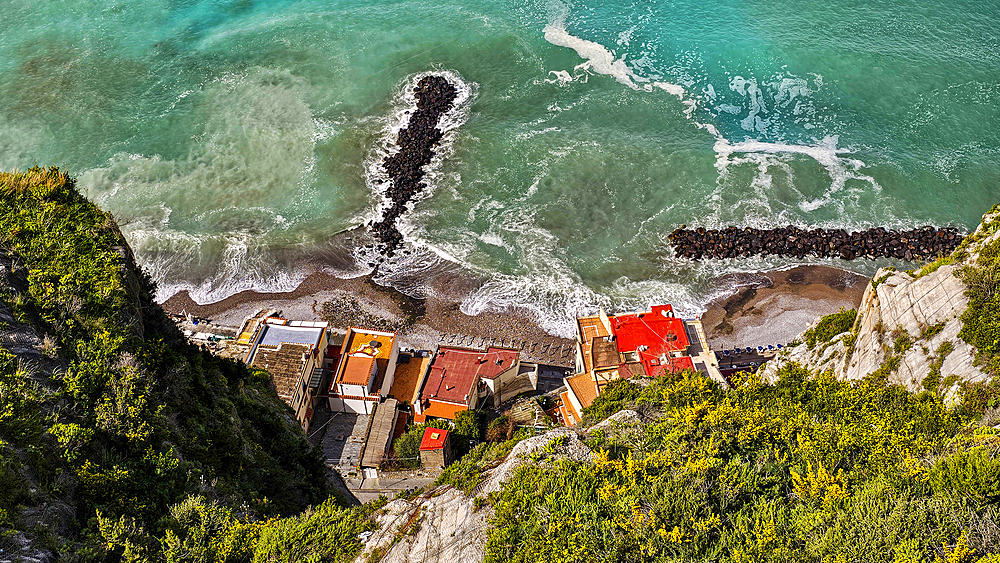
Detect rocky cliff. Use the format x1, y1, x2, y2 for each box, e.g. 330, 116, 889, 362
351, 423, 609, 563
0, 168, 329, 560
763, 206, 1000, 398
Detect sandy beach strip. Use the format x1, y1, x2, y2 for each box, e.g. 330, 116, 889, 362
700, 265, 869, 351
161, 264, 870, 363
161, 271, 575, 357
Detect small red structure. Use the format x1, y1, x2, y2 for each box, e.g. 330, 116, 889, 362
419, 427, 453, 469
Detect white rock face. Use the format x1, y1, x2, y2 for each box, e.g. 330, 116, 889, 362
763, 209, 1000, 393
354, 488, 488, 563
477, 427, 592, 497
354, 426, 595, 563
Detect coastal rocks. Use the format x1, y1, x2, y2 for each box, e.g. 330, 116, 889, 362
762, 207, 1000, 395
371, 75, 459, 255
668, 225, 963, 261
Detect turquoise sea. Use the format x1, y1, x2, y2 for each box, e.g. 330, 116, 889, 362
1, 0, 998, 336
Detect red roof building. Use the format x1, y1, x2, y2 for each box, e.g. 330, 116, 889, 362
419, 427, 450, 451
610, 304, 691, 378
415, 346, 521, 420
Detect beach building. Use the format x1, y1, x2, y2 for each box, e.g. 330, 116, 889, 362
560, 305, 723, 426
414, 345, 519, 421
418, 427, 454, 469
244, 317, 330, 432
386, 349, 433, 407
328, 327, 400, 415
359, 398, 402, 475
476, 347, 521, 408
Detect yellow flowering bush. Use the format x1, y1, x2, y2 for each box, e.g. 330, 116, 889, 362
485, 363, 1000, 562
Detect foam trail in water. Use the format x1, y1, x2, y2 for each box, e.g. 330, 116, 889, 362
541, 10, 879, 217
714, 135, 879, 213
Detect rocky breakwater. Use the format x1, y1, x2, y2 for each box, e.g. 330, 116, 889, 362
371, 75, 459, 255
669, 225, 963, 261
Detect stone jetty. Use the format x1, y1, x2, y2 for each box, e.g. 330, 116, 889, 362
370, 75, 459, 255
669, 225, 963, 261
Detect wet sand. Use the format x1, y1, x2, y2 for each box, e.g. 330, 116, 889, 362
161, 271, 573, 353
700, 265, 868, 350
162, 264, 869, 357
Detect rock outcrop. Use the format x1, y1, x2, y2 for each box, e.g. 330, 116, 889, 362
370, 75, 459, 255
763, 208, 1000, 398
352, 425, 597, 563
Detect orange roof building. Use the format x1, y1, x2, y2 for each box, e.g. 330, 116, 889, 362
328, 327, 400, 415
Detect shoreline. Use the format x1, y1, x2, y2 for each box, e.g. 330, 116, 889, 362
162, 264, 871, 359
162, 271, 576, 363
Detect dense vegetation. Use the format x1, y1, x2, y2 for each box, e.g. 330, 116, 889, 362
391, 409, 484, 468
803, 308, 857, 350
959, 235, 1000, 378
0, 169, 377, 561
484, 366, 1000, 562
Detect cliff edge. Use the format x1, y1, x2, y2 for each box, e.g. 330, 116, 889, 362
763, 205, 1000, 398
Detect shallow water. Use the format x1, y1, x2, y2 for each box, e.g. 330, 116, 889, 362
1, 0, 997, 336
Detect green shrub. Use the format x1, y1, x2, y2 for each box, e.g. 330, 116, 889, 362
804, 308, 857, 349
959, 238, 1000, 376
581, 378, 641, 424
929, 447, 1000, 502
392, 419, 449, 469
484, 363, 975, 562
891, 327, 913, 354
871, 270, 895, 291
870, 355, 901, 380
920, 322, 946, 341
435, 435, 528, 493
921, 341, 956, 396
248, 496, 386, 563
486, 415, 513, 442
0, 168, 329, 555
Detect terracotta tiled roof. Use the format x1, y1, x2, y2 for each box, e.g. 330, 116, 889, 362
422, 348, 481, 404
336, 327, 396, 388
344, 329, 395, 359
420, 400, 468, 420
560, 391, 581, 426
477, 348, 519, 379
577, 316, 610, 374
388, 353, 430, 403
566, 372, 599, 410
341, 355, 375, 386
